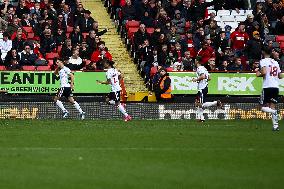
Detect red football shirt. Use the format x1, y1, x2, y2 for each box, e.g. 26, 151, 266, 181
230, 31, 249, 50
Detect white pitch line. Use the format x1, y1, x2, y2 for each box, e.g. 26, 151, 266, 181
0, 147, 266, 151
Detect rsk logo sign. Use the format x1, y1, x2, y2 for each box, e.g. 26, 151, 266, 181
218, 77, 256, 92
171, 76, 197, 91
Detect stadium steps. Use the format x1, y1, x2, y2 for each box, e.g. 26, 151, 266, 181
82, 0, 147, 93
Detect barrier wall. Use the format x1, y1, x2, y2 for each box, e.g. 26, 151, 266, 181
0, 102, 283, 120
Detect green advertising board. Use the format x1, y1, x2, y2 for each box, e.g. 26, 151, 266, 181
0, 71, 110, 94
169, 72, 284, 95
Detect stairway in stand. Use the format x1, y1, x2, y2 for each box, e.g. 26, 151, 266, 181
82, 0, 147, 93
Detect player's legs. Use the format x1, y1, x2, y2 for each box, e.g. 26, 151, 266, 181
113, 91, 131, 121
195, 91, 205, 122
54, 88, 68, 115
68, 96, 85, 119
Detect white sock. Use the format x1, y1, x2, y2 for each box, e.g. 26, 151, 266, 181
202, 101, 217, 108
74, 101, 83, 114
108, 100, 115, 105
118, 103, 128, 117
261, 107, 276, 114
272, 112, 279, 128
56, 100, 67, 112
197, 107, 205, 120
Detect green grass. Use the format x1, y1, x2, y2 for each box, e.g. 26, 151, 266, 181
0, 119, 284, 189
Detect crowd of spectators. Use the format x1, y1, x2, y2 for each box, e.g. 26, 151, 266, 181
0, 0, 110, 71
108, 0, 284, 88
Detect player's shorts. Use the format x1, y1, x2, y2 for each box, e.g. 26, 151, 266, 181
108, 91, 121, 102
57, 87, 73, 98
260, 88, 279, 105
196, 86, 208, 104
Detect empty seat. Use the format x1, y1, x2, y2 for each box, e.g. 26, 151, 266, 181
0, 65, 6, 70
82, 32, 89, 39
245, 10, 253, 16
235, 16, 247, 22
22, 26, 33, 33
22, 66, 36, 71
37, 66, 51, 71
217, 10, 230, 16
126, 20, 140, 30
46, 52, 59, 60
221, 15, 235, 22
214, 16, 221, 22
127, 27, 139, 40
231, 10, 245, 16
48, 59, 54, 66
146, 27, 155, 35
66, 26, 73, 33
276, 35, 284, 42
66, 33, 70, 38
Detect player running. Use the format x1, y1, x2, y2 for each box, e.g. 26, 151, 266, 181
256, 47, 282, 131
54, 58, 85, 119
192, 59, 222, 122
97, 59, 132, 122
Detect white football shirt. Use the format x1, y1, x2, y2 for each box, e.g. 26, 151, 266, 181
106, 68, 122, 92
260, 58, 281, 89
59, 66, 71, 87
196, 66, 209, 90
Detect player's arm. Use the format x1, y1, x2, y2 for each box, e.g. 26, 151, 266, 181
69, 73, 75, 90
192, 73, 206, 82
97, 79, 111, 85
255, 66, 266, 77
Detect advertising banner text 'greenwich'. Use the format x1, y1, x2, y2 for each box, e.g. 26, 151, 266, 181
170, 72, 284, 95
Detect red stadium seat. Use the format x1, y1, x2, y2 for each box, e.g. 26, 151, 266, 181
22, 26, 33, 33
0, 66, 6, 70
37, 66, 51, 71
126, 20, 140, 30
66, 26, 73, 33
146, 27, 155, 35
82, 32, 89, 39
46, 52, 59, 60
48, 59, 54, 66
185, 21, 191, 31
57, 45, 62, 54
66, 33, 70, 38
22, 66, 36, 71
276, 35, 284, 42
127, 27, 139, 40
280, 42, 284, 49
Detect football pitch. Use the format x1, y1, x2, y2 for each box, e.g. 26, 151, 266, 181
0, 119, 283, 189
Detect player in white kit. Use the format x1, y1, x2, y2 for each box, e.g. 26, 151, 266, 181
192, 59, 222, 122
54, 58, 85, 119
256, 47, 282, 131
97, 59, 132, 122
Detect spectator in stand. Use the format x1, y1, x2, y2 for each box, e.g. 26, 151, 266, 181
4, 48, 20, 67
92, 21, 108, 36
253, 2, 265, 23
230, 22, 250, 57
16, 0, 30, 19
91, 41, 112, 65
272, 48, 284, 69
191, 0, 215, 22
54, 28, 67, 47
133, 23, 150, 51
11, 27, 27, 41
7, 18, 21, 36
265, 0, 282, 33
214, 31, 229, 55
156, 8, 171, 33
192, 17, 205, 33
40, 28, 56, 55
139, 40, 154, 83
228, 57, 245, 71
21, 14, 31, 27
158, 44, 168, 67
54, 14, 67, 33
20, 44, 38, 66
165, 51, 176, 68
76, 9, 94, 33
275, 15, 284, 34
173, 42, 184, 62
136, 0, 151, 20
0, 32, 12, 60
60, 38, 73, 59
74, 2, 85, 23
204, 12, 217, 26
244, 14, 255, 36
3, 5, 15, 23
30, 2, 41, 18
218, 60, 229, 72
249, 59, 260, 72
7, 59, 22, 70
67, 48, 84, 70
206, 57, 218, 71
86, 30, 98, 52
79, 41, 92, 61
61, 4, 74, 26
121, 0, 137, 24
173, 61, 184, 71
197, 41, 215, 65
70, 25, 83, 46
181, 0, 194, 22
30, 13, 41, 36
48, 2, 58, 20
182, 51, 195, 71
171, 10, 186, 34
166, 26, 181, 44
141, 10, 155, 28
0, 17, 8, 32
205, 20, 221, 41
260, 13, 271, 36
12, 30, 26, 52
181, 30, 197, 59
193, 27, 205, 51
245, 31, 263, 64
